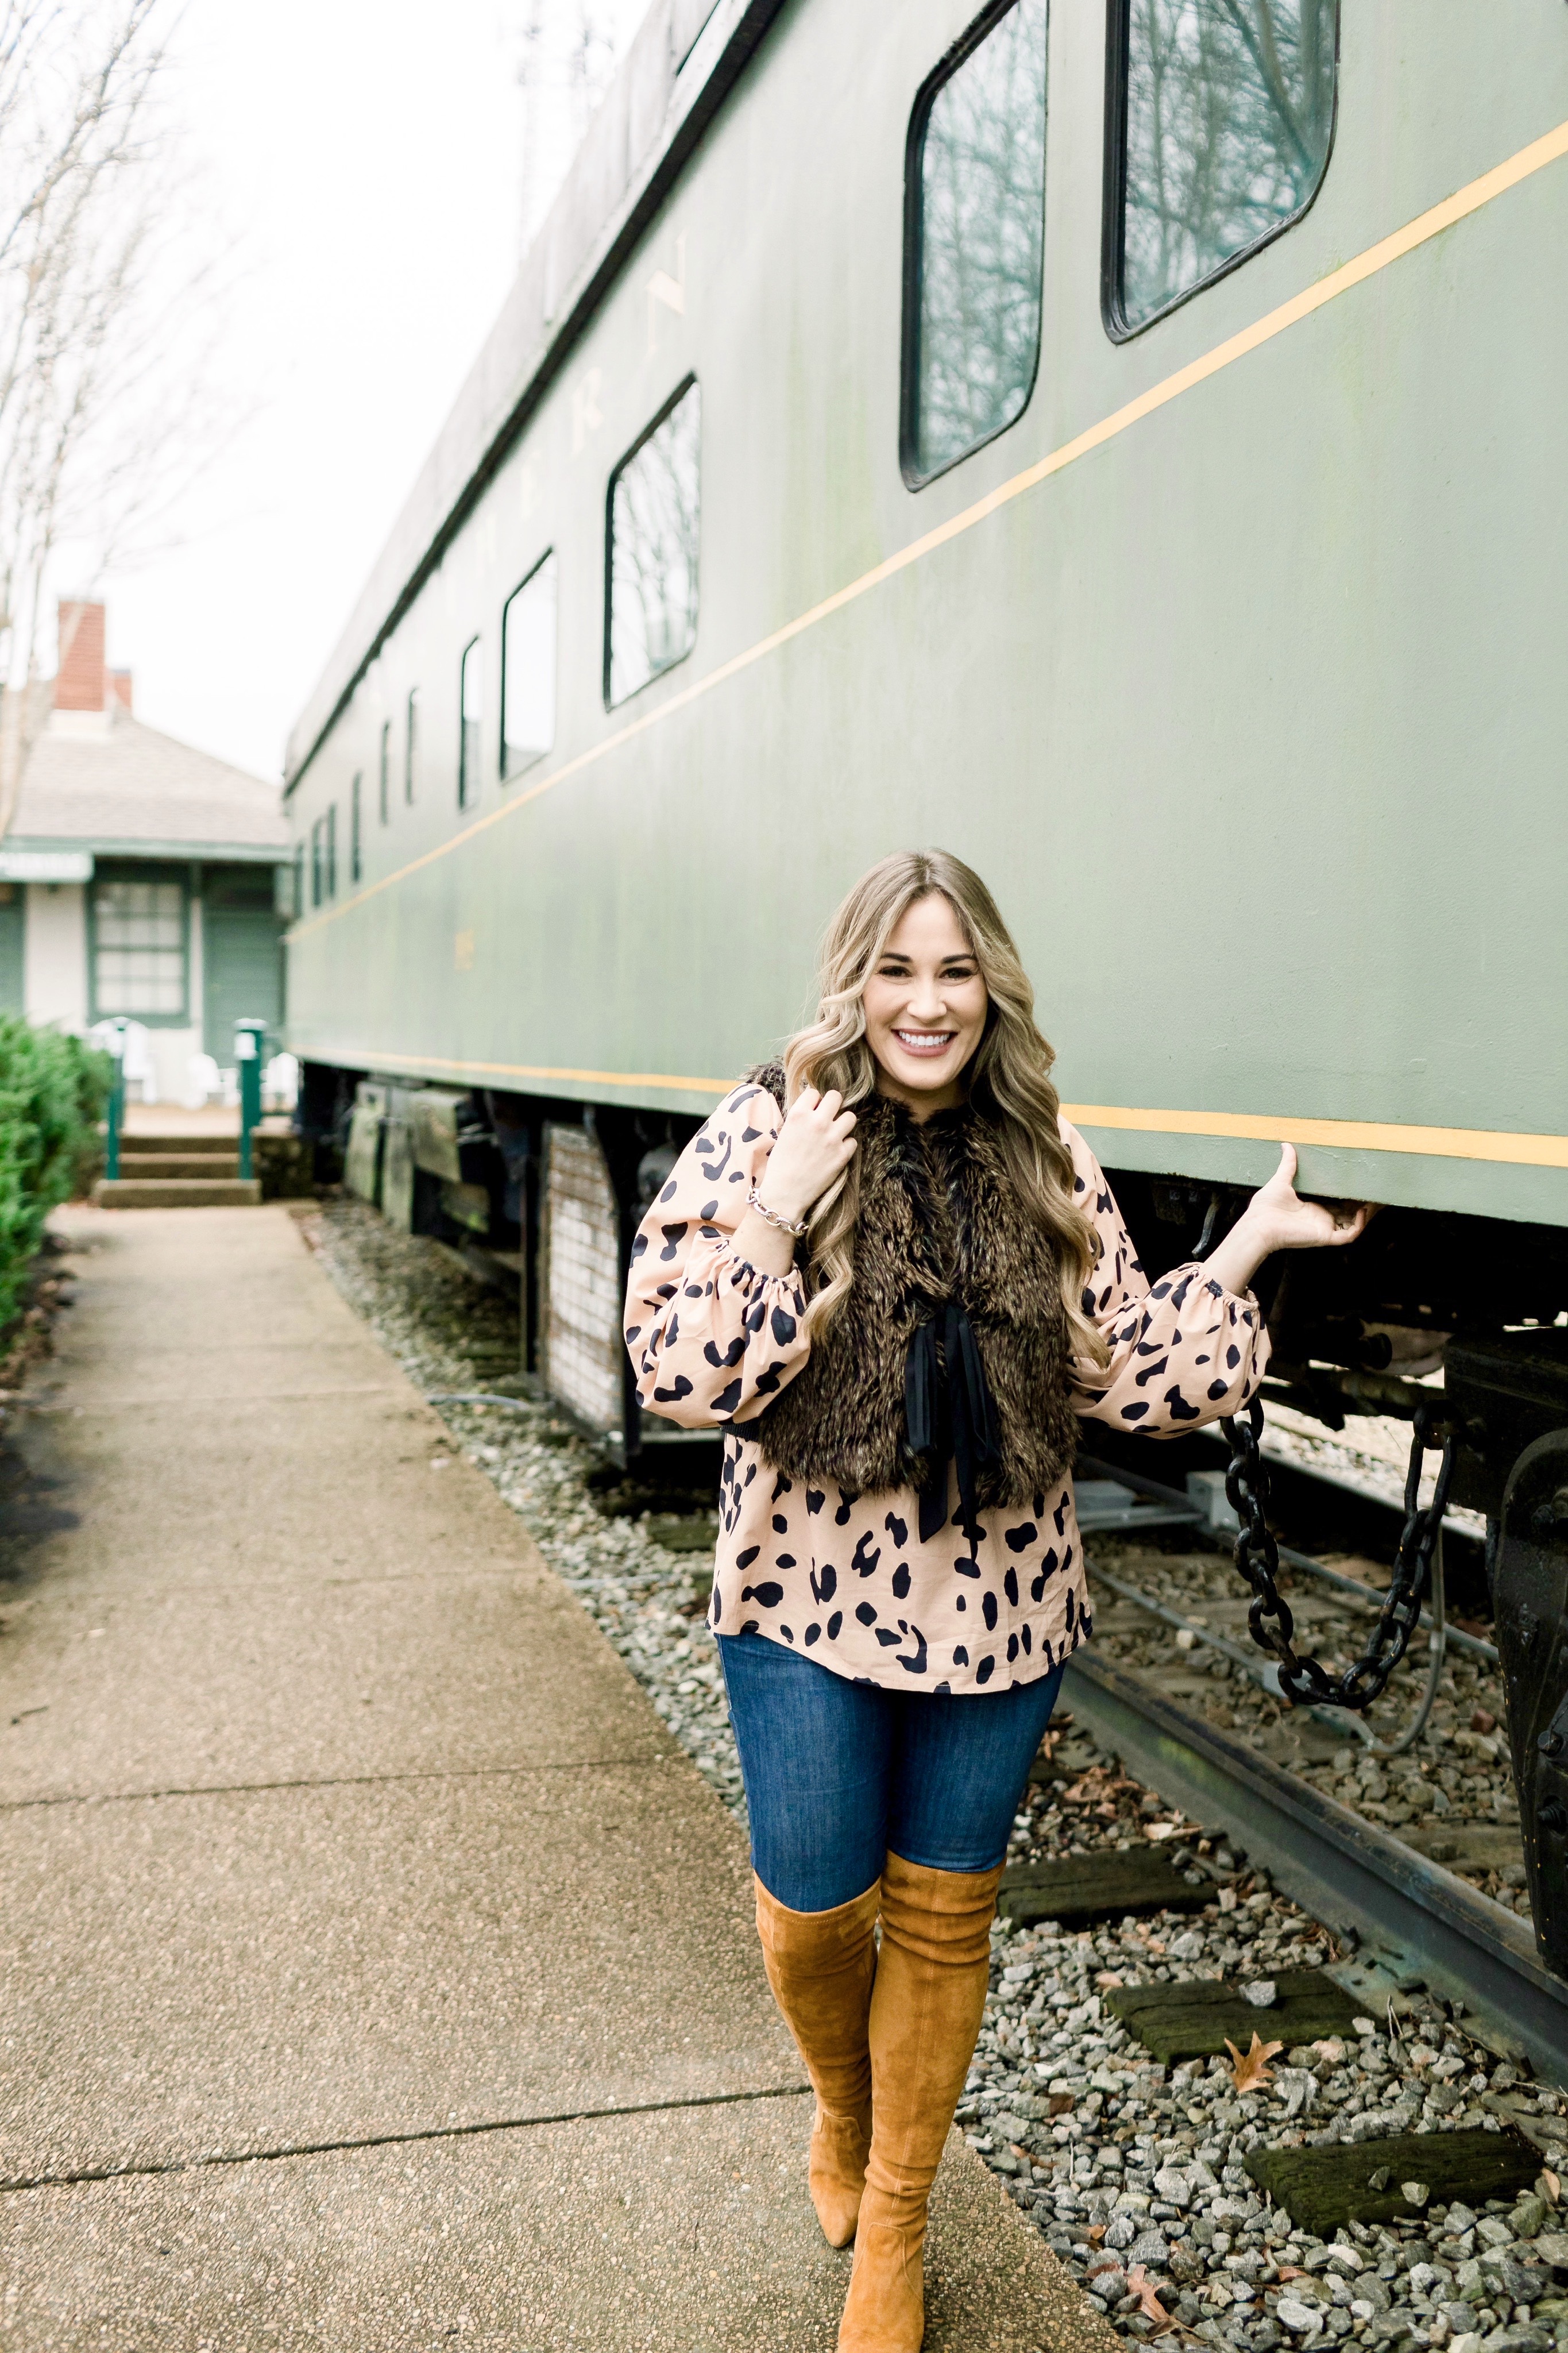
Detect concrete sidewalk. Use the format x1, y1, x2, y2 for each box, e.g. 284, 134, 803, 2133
0, 1206, 1106, 2352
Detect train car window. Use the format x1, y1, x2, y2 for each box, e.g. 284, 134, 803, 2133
350, 773, 362, 884
326, 804, 337, 899
501, 551, 557, 779
901, 0, 1049, 488
292, 844, 304, 920
310, 817, 323, 909
458, 638, 482, 809
404, 688, 418, 804
605, 378, 700, 708
1104, 0, 1337, 338
378, 720, 391, 824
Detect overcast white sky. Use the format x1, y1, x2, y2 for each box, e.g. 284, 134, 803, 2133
95, 1, 647, 784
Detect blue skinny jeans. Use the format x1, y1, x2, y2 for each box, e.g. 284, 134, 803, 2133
717, 1630, 1065, 1913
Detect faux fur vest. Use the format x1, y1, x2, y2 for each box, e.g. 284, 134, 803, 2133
749, 1067, 1076, 1517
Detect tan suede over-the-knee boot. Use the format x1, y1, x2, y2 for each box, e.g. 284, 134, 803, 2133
836, 1853, 1003, 2352
755, 1875, 881, 2247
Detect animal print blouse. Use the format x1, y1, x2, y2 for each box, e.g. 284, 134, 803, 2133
625, 1082, 1269, 1694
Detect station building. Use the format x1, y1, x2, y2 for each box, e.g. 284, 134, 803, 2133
2, 600, 290, 1102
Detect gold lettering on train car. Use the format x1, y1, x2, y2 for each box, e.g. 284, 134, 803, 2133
571, 367, 604, 455
646, 233, 686, 354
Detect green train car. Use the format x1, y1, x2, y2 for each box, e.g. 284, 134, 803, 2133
284, 0, 1567, 1522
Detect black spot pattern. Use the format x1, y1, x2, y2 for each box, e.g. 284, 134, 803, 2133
625, 1085, 1268, 1693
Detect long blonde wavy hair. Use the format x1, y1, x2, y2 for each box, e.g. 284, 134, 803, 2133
782, 849, 1108, 1370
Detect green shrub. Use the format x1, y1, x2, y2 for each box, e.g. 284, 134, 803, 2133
0, 1021, 111, 1332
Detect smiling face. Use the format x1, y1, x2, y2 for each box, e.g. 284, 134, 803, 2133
861, 890, 990, 1116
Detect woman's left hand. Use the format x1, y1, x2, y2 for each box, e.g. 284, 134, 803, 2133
1204, 1144, 1375, 1296
1246, 1144, 1374, 1253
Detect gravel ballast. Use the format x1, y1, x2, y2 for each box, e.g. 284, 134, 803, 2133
303, 1199, 1568, 2351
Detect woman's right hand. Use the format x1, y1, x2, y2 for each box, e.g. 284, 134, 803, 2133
757, 1086, 858, 1225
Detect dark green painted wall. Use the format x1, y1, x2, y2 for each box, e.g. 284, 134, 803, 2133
203, 870, 284, 1062
0, 887, 23, 1015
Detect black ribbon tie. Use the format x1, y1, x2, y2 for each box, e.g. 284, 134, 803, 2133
905, 1302, 1002, 1545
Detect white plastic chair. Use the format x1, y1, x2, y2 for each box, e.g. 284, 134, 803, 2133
183, 1052, 221, 1110
262, 1051, 299, 1111
90, 1019, 156, 1103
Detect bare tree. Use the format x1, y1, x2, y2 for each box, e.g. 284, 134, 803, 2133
513, 0, 629, 257
0, 0, 218, 835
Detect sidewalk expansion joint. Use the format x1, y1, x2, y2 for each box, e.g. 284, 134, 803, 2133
0, 1752, 682, 1812
25, 1384, 411, 1412
0, 2083, 813, 2195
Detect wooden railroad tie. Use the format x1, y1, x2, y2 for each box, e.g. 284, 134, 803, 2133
1091, 1966, 1544, 2237
1245, 2128, 1542, 2238
998, 1848, 1210, 1926
1103, 1969, 1365, 2064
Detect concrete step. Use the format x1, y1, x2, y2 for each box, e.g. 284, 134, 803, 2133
93, 1178, 262, 1209
117, 1132, 239, 1156
118, 1154, 241, 1179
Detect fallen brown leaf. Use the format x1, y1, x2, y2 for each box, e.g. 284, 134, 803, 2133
1086, 2223, 1106, 2245
1225, 2031, 1285, 2092
1276, 2267, 1307, 2282
1046, 2092, 1076, 2116
1125, 2265, 1171, 2324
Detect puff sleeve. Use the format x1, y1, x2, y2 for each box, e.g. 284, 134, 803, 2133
1063, 1123, 1270, 1435
625, 1081, 812, 1429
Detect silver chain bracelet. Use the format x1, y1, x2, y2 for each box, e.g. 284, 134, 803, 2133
746, 1185, 808, 1239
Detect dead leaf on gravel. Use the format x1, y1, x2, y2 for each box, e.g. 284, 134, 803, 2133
1225, 2031, 1284, 2092
1125, 2265, 1171, 2323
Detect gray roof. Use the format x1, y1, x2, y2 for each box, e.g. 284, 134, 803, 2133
10, 713, 288, 861
284, 0, 784, 792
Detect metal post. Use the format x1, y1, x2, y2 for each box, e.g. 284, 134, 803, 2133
234, 1020, 265, 1181
104, 1019, 128, 1181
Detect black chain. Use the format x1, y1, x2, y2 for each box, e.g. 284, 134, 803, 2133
1219, 1395, 1455, 1710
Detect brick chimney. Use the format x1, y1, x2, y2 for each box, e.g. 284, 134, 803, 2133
56, 599, 106, 712
108, 668, 133, 714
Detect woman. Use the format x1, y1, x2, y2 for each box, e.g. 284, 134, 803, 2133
624, 850, 1367, 2352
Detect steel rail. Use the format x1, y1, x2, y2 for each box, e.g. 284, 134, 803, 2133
1059, 1649, 1568, 2088
1077, 1453, 1499, 1667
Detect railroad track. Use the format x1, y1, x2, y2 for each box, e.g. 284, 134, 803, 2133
1065, 1456, 1567, 2089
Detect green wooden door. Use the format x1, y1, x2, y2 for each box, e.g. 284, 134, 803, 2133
0, 886, 24, 1015
203, 869, 284, 1061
